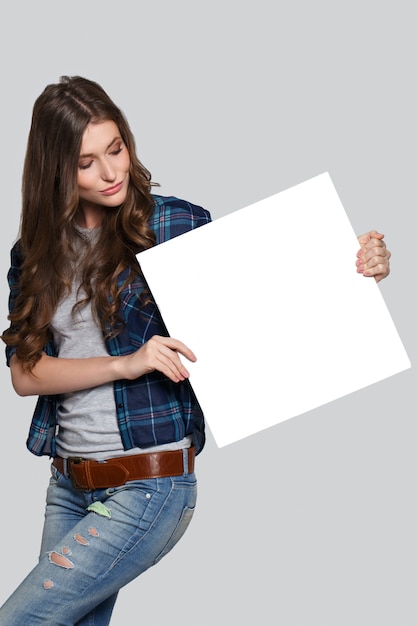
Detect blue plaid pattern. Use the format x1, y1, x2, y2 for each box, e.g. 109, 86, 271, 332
4, 195, 211, 457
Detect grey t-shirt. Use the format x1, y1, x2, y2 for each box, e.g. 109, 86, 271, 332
50, 227, 191, 460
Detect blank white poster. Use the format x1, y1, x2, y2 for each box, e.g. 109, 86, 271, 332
138, 173, 411, 447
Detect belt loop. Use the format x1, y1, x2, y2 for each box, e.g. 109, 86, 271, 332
62, 457, 69, 478
182, 447, 189, 475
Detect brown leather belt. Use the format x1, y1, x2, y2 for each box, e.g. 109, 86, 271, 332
52, 447, 195, 490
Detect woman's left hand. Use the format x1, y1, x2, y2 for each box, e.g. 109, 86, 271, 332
356, 230, 391, 283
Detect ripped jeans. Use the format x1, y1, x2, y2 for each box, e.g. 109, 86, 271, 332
0, 454, 197, 626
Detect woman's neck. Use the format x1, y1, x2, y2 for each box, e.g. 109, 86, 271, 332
76, 204, 104, 229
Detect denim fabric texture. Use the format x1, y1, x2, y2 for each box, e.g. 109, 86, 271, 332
0, 454, 197, 625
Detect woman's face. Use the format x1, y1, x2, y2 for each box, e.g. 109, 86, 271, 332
77, 119, 131, 224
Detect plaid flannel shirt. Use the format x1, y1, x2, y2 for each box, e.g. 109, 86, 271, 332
4, 195, 211, 457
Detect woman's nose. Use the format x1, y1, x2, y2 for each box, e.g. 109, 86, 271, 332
100, 159, 116, 181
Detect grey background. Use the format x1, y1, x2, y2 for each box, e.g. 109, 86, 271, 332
0, 2, 415, 624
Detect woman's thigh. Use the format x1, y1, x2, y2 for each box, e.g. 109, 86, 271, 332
0, 466, 197, 625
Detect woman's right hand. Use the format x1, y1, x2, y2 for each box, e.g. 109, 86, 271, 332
121, 335, 197, 383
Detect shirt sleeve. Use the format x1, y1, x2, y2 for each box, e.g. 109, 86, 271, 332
150, 195, 212, 244
3, 241, 23, 366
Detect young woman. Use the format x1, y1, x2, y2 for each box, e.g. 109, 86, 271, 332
1, 76, 391, 625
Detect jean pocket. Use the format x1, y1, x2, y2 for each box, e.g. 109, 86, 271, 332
153, 504, 196, 565
49, 463, 70, 486
50, 463, 61, 483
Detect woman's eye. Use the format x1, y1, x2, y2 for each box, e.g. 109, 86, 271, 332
111, 146, 123, 156
79, 161, 93, 170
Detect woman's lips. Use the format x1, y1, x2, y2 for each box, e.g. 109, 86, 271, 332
101, 181, 124, 195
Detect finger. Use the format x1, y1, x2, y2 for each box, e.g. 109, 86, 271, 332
357, 242, 389, 264
152, 336, 197, 363
366, 248, 390, 266
359, 257, 388, 273
358, 246, 391, 263
357, 230, 384, 246
155, 352, 190, 382
361, 240, 387, 257
374, 274, 386, 283
357, 255, 390, 277
148, 337, 195, 382
361, 262, 390, 279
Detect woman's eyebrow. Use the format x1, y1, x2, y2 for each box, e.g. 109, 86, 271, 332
79, 136, 121, 159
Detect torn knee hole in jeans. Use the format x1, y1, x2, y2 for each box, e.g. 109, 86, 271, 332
48, 551, 74, 569
43, 579, 54, 590
74, 533, 89, 546
47, 527, 100, 571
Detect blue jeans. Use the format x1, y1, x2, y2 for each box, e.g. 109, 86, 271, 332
0, 453, 197, 626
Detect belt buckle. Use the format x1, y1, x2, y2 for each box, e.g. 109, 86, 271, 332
67, 456, 86, 489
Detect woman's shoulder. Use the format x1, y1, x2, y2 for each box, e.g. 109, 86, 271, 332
150, 194, 212, 244
151, 194, 211, 221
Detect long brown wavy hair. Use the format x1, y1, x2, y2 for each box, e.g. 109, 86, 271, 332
2, 76, 158, 371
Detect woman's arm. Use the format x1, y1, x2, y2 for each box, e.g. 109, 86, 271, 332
356, 230, 391, 282
10, 335, 196, 397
